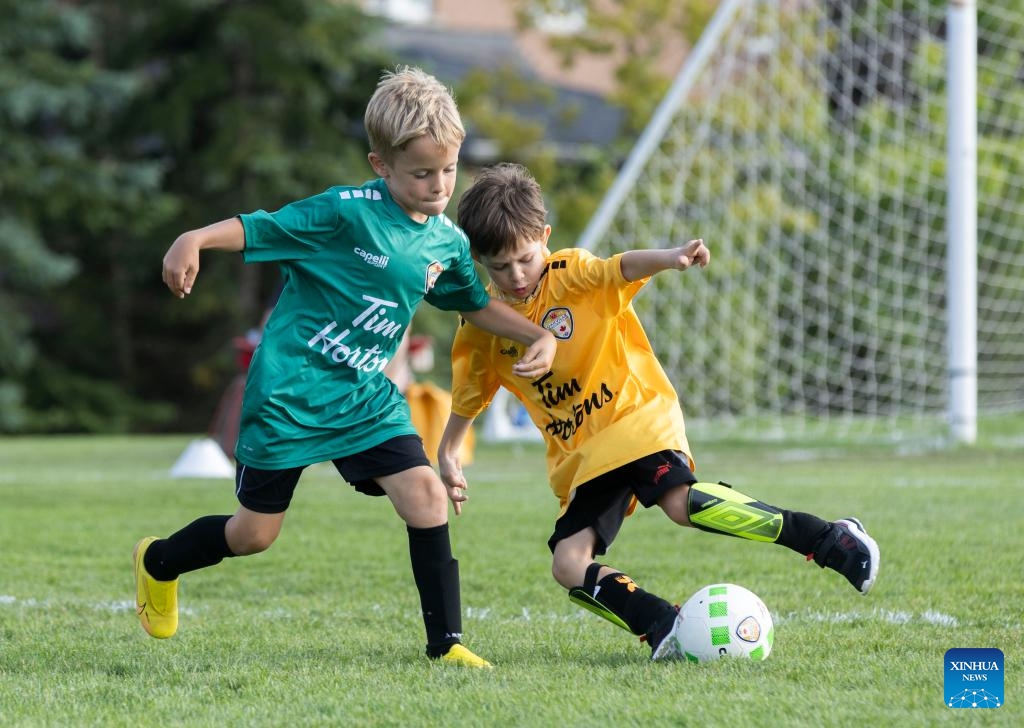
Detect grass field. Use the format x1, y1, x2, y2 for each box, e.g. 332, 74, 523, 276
1, 420, 1022, 727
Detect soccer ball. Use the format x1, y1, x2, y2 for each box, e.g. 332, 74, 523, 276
669, 583, 774, 663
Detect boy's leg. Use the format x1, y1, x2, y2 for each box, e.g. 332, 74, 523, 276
133, 464, 299, 638
347, 438, 490, 667
649, 455, 879, 594
679, 482, 878, 593
549, 480, 678, 657
134, 515, 235, 639
559, 539, 678, 650
406, 525, 489, 667
406, 523, 465, 655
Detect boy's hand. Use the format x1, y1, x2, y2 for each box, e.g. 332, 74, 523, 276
674, 238, 710, 270
160, 220, 244, 298
512, 330, 556, 378
162, 236, 200, 298
438, 452, 470, 516
620, 239, 710, 281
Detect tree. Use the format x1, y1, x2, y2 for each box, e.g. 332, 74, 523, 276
0, 1, 135, 430
3, 0, 394, 432
514, 0, 716, 133
456, 0, 719, 251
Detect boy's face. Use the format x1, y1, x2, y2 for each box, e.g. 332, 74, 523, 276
474, 229, 551, 302
368, 137, 459, 223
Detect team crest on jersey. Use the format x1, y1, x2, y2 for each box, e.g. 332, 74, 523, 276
541, 307, 573, 340
424, 260, 445, 293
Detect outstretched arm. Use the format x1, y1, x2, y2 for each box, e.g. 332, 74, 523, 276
461, 299, 556, 378
437, 413, 476, 515
162, 218, 246, 298
619, 238, 710, 282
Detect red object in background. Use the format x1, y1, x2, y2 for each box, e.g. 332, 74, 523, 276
232, 332, 259, 371
408, 334, 434, 373
209, 332, 260, 458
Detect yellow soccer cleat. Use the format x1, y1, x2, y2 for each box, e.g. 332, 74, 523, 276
133, 536, 179, 639
438, 644, 493, 668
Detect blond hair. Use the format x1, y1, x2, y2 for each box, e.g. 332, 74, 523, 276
364, 66, 465, 161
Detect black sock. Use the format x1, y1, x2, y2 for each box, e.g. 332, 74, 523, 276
143, 515, 235, 581
407, 524, 462, 657
594, 572, 677, 637
775, 510, 831, 556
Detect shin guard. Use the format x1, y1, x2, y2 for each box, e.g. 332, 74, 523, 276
687, 481, 783, 542
568, 588, 633, 632
568, 562, 631, 632
569, 564, 675, 636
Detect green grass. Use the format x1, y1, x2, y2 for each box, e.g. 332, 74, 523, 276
1, 424, 1022, 727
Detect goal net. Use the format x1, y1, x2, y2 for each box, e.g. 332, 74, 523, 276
579, 0, 1024, 441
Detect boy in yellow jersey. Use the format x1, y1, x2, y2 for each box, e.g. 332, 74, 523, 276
438, 163, 879, 660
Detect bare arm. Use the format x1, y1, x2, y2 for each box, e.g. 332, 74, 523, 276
619, 238, 710, 282
437, 413, 476, 515
461, 299, 556, 378
162, 218, 246, 298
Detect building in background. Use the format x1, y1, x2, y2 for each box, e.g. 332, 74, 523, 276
359, 0, 687, 163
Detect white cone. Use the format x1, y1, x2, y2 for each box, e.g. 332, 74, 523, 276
170, 438, 235, 478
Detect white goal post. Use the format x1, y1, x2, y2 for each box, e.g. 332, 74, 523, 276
578, 0, 1023, 442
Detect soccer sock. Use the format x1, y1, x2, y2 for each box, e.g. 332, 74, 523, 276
777, 511, 832, 556
687, 482, 830, 555
570, 564, 676, 637
143, 515, 235, 581
407, 524, 462, 658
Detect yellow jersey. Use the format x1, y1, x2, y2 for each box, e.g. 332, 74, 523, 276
451, 248, 693, 516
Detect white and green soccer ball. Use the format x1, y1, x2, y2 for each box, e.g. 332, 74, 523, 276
669, 583, 774, 663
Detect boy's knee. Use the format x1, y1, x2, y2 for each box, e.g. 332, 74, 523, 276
390, 472, 449, 528
229, 532, 275, 555
225, 517, 281, 555
404, 501, 449, 529
551, 555, 580, 590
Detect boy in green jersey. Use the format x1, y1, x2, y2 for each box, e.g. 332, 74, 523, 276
134, 68, 556, 668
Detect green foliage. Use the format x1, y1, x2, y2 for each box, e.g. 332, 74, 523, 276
1, 0, 714, 431
405, 64, 618, 367
1, 1, 98, 430
1, 0, 394, 433
22, 359, 174, 432
515, 0, 716, 132
621, 4, 1024, 417
1, 429, 1022, 725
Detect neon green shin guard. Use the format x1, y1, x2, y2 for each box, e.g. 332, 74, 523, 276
568, 587, 632, 632
687, 481, 783, 542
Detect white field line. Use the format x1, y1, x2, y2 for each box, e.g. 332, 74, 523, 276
0, 596, 199, 616
3, 596, 1001, 630
777, 607, 961, 627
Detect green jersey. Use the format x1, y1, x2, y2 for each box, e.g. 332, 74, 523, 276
236, 177, 489, 469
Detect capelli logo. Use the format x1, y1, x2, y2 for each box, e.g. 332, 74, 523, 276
354, 247, 389, 269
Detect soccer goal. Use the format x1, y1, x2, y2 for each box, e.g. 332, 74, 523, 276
579, 0, 1023, 442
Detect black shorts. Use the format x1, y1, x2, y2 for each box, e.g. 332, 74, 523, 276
234, 434, 431, 513
547, 450, 696, 556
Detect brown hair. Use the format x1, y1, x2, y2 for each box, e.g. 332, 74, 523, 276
457, 163, 547, 256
